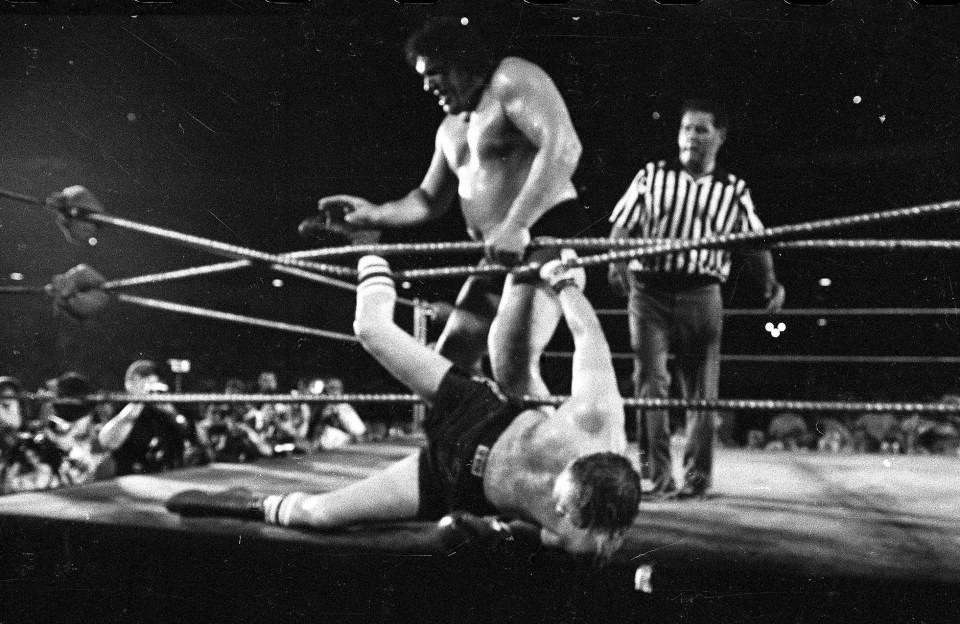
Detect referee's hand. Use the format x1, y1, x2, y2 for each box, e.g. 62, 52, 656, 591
764, 281, 786, 313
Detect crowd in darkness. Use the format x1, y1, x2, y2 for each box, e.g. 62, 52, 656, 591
2, 357, 960, 497
0, 362, 394, 496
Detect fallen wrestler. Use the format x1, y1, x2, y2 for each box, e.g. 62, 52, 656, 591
167, 256, 641, 557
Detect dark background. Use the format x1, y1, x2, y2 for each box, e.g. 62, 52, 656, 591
1, 0, 959, 400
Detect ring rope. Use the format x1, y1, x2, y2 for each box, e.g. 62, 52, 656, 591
580, 198, 960, 268
83, 212, 359, 278
396, 198, 960, 280
0, 285, 46, 294
543, 351, 960, 365
24, 392, 960, 416
100, 256, 415, 307
0, 185, 418, 304
0, 187, 358, 278
296, 237, 960, 260
773, 239, 960, 252
115, 293, 358, 342
595, 307, 960, 316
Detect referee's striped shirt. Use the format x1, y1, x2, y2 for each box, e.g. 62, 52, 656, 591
609, 160, 765, 283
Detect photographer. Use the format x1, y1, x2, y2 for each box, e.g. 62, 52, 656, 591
98, 360, 193, 476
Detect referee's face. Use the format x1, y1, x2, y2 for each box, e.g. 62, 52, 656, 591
678, 110, 725, 173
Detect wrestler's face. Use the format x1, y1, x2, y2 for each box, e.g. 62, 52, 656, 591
416, 55, 480, 115
258, 372, 278, 392
0, 386, 19, 415
542, 470, 601, 556
678, 110, 725, 173
127, 372, 160, 394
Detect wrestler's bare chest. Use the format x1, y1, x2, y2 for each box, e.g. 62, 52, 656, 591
438, 102, 534, 234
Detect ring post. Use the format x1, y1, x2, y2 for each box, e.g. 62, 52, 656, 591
411, 299, 430, 434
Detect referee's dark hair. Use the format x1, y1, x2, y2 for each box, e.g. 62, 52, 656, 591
404, 17, 499, 77
681, 98, 729, 132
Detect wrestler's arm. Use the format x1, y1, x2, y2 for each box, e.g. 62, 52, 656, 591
607, 168, 647, 296
555, 286, 623, 431
342, 127, 458, 228
497, 58, 583, 231
744, 248, 785, 312
737, 188, 785, 312
607, 223, 632, 297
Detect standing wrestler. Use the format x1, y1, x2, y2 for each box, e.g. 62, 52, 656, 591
319, 17, 584, 397
608, 99, 785, 499
168, 256, 641, 558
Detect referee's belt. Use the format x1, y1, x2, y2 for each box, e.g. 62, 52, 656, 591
633, 272, 721, 291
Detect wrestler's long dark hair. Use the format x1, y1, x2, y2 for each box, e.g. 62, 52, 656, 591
404, 17, 503, 78
568, 452, 642, 559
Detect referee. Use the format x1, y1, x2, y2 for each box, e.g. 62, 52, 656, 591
608, 99, 785, 499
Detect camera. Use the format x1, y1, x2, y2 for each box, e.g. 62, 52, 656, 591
168, 359, 191, 374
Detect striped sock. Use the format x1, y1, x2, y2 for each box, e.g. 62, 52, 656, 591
263, 492, 308, 527
277, 492, 307, 527
263, 494, 284, 524
357, 255, 395, 296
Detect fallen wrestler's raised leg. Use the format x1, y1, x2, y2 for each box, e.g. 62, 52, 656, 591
169, 256, 450, 529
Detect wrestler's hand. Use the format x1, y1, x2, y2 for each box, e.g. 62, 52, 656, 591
608, 262, 631, 298
437, 512, 515, 552
539, 250, 586, 293
763, 281, 786, 313
316, 195, 379, 228
484, 220, 530, 266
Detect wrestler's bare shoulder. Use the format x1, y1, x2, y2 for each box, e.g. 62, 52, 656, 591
488, 57, 554, 95
493, 408, 609, 468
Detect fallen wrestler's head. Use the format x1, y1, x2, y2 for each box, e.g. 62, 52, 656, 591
549, 452, 642, 560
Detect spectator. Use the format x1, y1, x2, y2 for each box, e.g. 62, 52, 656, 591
0, 376, 28, 433
852, 413, 902, 454
245, 371, 292, 438
98, 360, 193, 475
814, 417, 854, 454
745, 429, 766, 451
198, 378, 272, 462
43, 372, 115, 485
766, 413, 811, 452
308, 377, 367, 451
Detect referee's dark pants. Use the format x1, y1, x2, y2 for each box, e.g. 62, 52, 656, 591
628, 276, 722, 494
